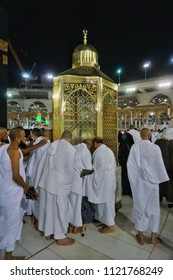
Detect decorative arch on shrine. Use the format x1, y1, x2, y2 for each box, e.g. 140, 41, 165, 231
63, 84, 97, 143
102, 86, 117, 154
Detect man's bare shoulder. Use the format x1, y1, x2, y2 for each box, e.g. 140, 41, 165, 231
7, 145, 20, 156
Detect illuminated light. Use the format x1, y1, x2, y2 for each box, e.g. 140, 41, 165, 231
22, 73, 30, 79
117, 68, 122, 74
45, 115, 50, 125
143, 61, 151, 79
116, 68, 122, 85
46, 73, 54, 79
7, 92, 12, 97
126, 87, 136, 92
158, 82, 172, 88
143, 62, 151, 68
36, 112, 42, 123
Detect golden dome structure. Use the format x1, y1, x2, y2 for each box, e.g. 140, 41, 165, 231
72, 29, 99, 69
52, 29, 118, 157
58, 29, 114, 83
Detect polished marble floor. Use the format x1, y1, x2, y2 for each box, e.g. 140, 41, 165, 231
13, 196, 173, 260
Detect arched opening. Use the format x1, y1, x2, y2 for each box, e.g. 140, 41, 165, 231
118, 96, 139, 108
7, 101, 22, 112
150, 94, 171, 105
28, 101, 47, 112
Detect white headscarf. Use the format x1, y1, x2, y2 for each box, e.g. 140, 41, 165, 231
162, 128, 173, 139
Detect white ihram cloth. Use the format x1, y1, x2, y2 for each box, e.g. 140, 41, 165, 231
24, 136, 43, 215
26, 136, 44, 184
24, 137, 49, 218
0, 144, 25, 252
162, 127, 173, 139
34, 139, 76, 239
69, 143, 92, 227
127, 129, 141, 143
127, 140, 169, 232
85, 144, 117, 226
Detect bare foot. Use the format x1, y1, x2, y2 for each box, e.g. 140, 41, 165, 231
68, 225, 83, 234
150, 237, 162, 244
98, 226, 115, 233
56, 237, 75, 245
73, 227, 83, 234
31, 216, 38, 230
31, 215, 36, 225
68, 225, 74, 233
136, 233, 144, 245
45, 234, 54, 240
34, 222, 38, 231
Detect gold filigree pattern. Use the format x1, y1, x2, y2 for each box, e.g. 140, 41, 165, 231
102, 85, 116, 99
64, 83, 97, 95
64, 83, 97, 142
102, 89, 117, 157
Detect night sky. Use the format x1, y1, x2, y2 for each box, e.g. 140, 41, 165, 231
1, 0, 173, 86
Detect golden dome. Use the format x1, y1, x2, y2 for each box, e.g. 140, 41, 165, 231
72, 30, 99, 69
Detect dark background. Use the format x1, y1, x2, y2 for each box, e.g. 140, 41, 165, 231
1, 0, 173, 86
0, 7, 7, 127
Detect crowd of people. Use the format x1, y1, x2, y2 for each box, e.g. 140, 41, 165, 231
0, 124, 172, 260
0, 127, 116, 259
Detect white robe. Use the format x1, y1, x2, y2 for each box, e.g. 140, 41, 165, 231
0, 144, 25, 252
128, 129, 141, 143
69, 143, 92, 227
85, 144, 117, 226
24, 137, 50, 218
26, 136, 45, 185
35, 139, 76, 239
127, 140, 169, 232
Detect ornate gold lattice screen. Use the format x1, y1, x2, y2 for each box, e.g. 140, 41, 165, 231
64, 83, 97, 142
102, 86, 117, 157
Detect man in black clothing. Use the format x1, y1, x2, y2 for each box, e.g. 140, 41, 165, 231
118, 125, 141, 197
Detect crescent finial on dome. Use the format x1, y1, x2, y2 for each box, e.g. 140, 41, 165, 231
83, 29, 88, 45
